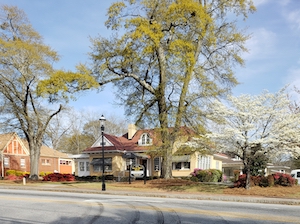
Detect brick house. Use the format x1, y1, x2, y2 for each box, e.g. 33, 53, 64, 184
0, 133, 73, 177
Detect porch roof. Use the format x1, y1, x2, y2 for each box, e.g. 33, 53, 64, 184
172, 155, 190, 162
90, 158, 111, 165
122, 152, 150, 159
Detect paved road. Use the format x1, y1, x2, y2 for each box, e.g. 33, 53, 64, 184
0, 188, 299, 223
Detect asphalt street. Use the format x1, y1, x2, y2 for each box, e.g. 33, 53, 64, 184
0, 184, 299, 206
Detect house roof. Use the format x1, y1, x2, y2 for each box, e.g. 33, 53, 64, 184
83, 133, 151, 153
0, 133, 17, 150
83, 126, 196, 154
40, 145, 70, 158
0, 132, 69, 158
21, 140, 70, 158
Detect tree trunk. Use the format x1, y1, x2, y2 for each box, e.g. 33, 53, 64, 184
28, 139, 42, 180
161, 149, 172, 179
159, 125, 173, 179
245, 165, 251, 190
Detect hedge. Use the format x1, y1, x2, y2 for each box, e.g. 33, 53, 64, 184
234, 173, 296, 188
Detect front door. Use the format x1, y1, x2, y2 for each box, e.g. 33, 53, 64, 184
78, 159, 90, 177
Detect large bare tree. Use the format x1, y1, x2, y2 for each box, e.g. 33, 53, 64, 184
54, 110, 128, 154
89, 0, 256, 178
0, 5, 63, 179
39, 0, 256, 178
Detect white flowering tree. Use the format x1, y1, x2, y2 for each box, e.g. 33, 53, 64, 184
206, 89, 300, 189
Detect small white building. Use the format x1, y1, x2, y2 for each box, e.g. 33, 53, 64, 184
70, 154, 90, 177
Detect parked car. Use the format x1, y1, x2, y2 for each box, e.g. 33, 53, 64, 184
290, 169, 300, 185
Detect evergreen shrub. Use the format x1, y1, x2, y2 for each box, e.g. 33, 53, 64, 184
190, 168, 223, 182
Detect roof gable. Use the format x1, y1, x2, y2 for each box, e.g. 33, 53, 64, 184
83, 126, 196, 153
0, 132, 69, 158
91, 134, 114, 148
0, 133, 29, 155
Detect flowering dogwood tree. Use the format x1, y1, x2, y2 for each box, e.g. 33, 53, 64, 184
206, 89, 300, 189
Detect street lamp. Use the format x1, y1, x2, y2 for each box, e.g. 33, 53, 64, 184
100, 115, 106, 191
123, 150, 132, 184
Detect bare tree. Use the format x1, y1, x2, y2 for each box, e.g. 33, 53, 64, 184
54, 109, 128, 154
0, 6, 63, 179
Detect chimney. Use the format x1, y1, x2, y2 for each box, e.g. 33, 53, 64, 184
128, 124, 137, 140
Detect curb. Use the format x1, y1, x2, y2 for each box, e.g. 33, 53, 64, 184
0, 185, 300, 205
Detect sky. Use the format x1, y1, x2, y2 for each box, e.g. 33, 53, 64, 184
1, 0, 300, 121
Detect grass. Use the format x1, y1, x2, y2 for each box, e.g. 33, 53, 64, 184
1, 178, 300, 199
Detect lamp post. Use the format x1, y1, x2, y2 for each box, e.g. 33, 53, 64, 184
123, 150, 132, 184
129, 158, 132, 184
100, 115, 106, 191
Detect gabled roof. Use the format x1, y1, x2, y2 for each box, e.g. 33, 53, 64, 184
40, 145, 70, 158
18, 135, 70, 158
0, 132, 29, 155
83, 126, 196, 154
0, 132, 71, 159
0, 133, 18, 150
83, 133, 149, 153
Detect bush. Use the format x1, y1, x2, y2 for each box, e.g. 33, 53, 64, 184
39, 171, 53, 177
6, 170, 27, 177
42, 173, 75, 182
4, 174, 20, 180
15, 171, 24, 177
234, 173, 296, 188
234, 174, 247, 188
190, 169, 223, 183
190, 176, 198, 182
6, 170, 16, 176
251, 175, 261, 186
273, 173, 295, 186
190, 168, 202, 177
259, 176, 269, 187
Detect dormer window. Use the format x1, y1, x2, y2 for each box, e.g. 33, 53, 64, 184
138, 133, 152, 146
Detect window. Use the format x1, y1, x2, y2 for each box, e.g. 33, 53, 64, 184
79, 162, 85, 171
172, 162, 190, 170
175, 162, 181, 169
198, 155, 211, 169
79, 161, 89, 172
42, 159, 50, 165
20, 158, 25, 168
4, 158, 9, 167
60, 160, 72, 165
138, 133, 152, 146
92, 158, 112, 172
297, 172, 300, 178
86, 162, 90, 171
183, 162, 190, 169
142, 133, 150, 144
216, 161, 219, 170
154, 157, 160, 171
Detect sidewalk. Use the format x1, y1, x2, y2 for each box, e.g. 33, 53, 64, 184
0, 184, 300, 206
